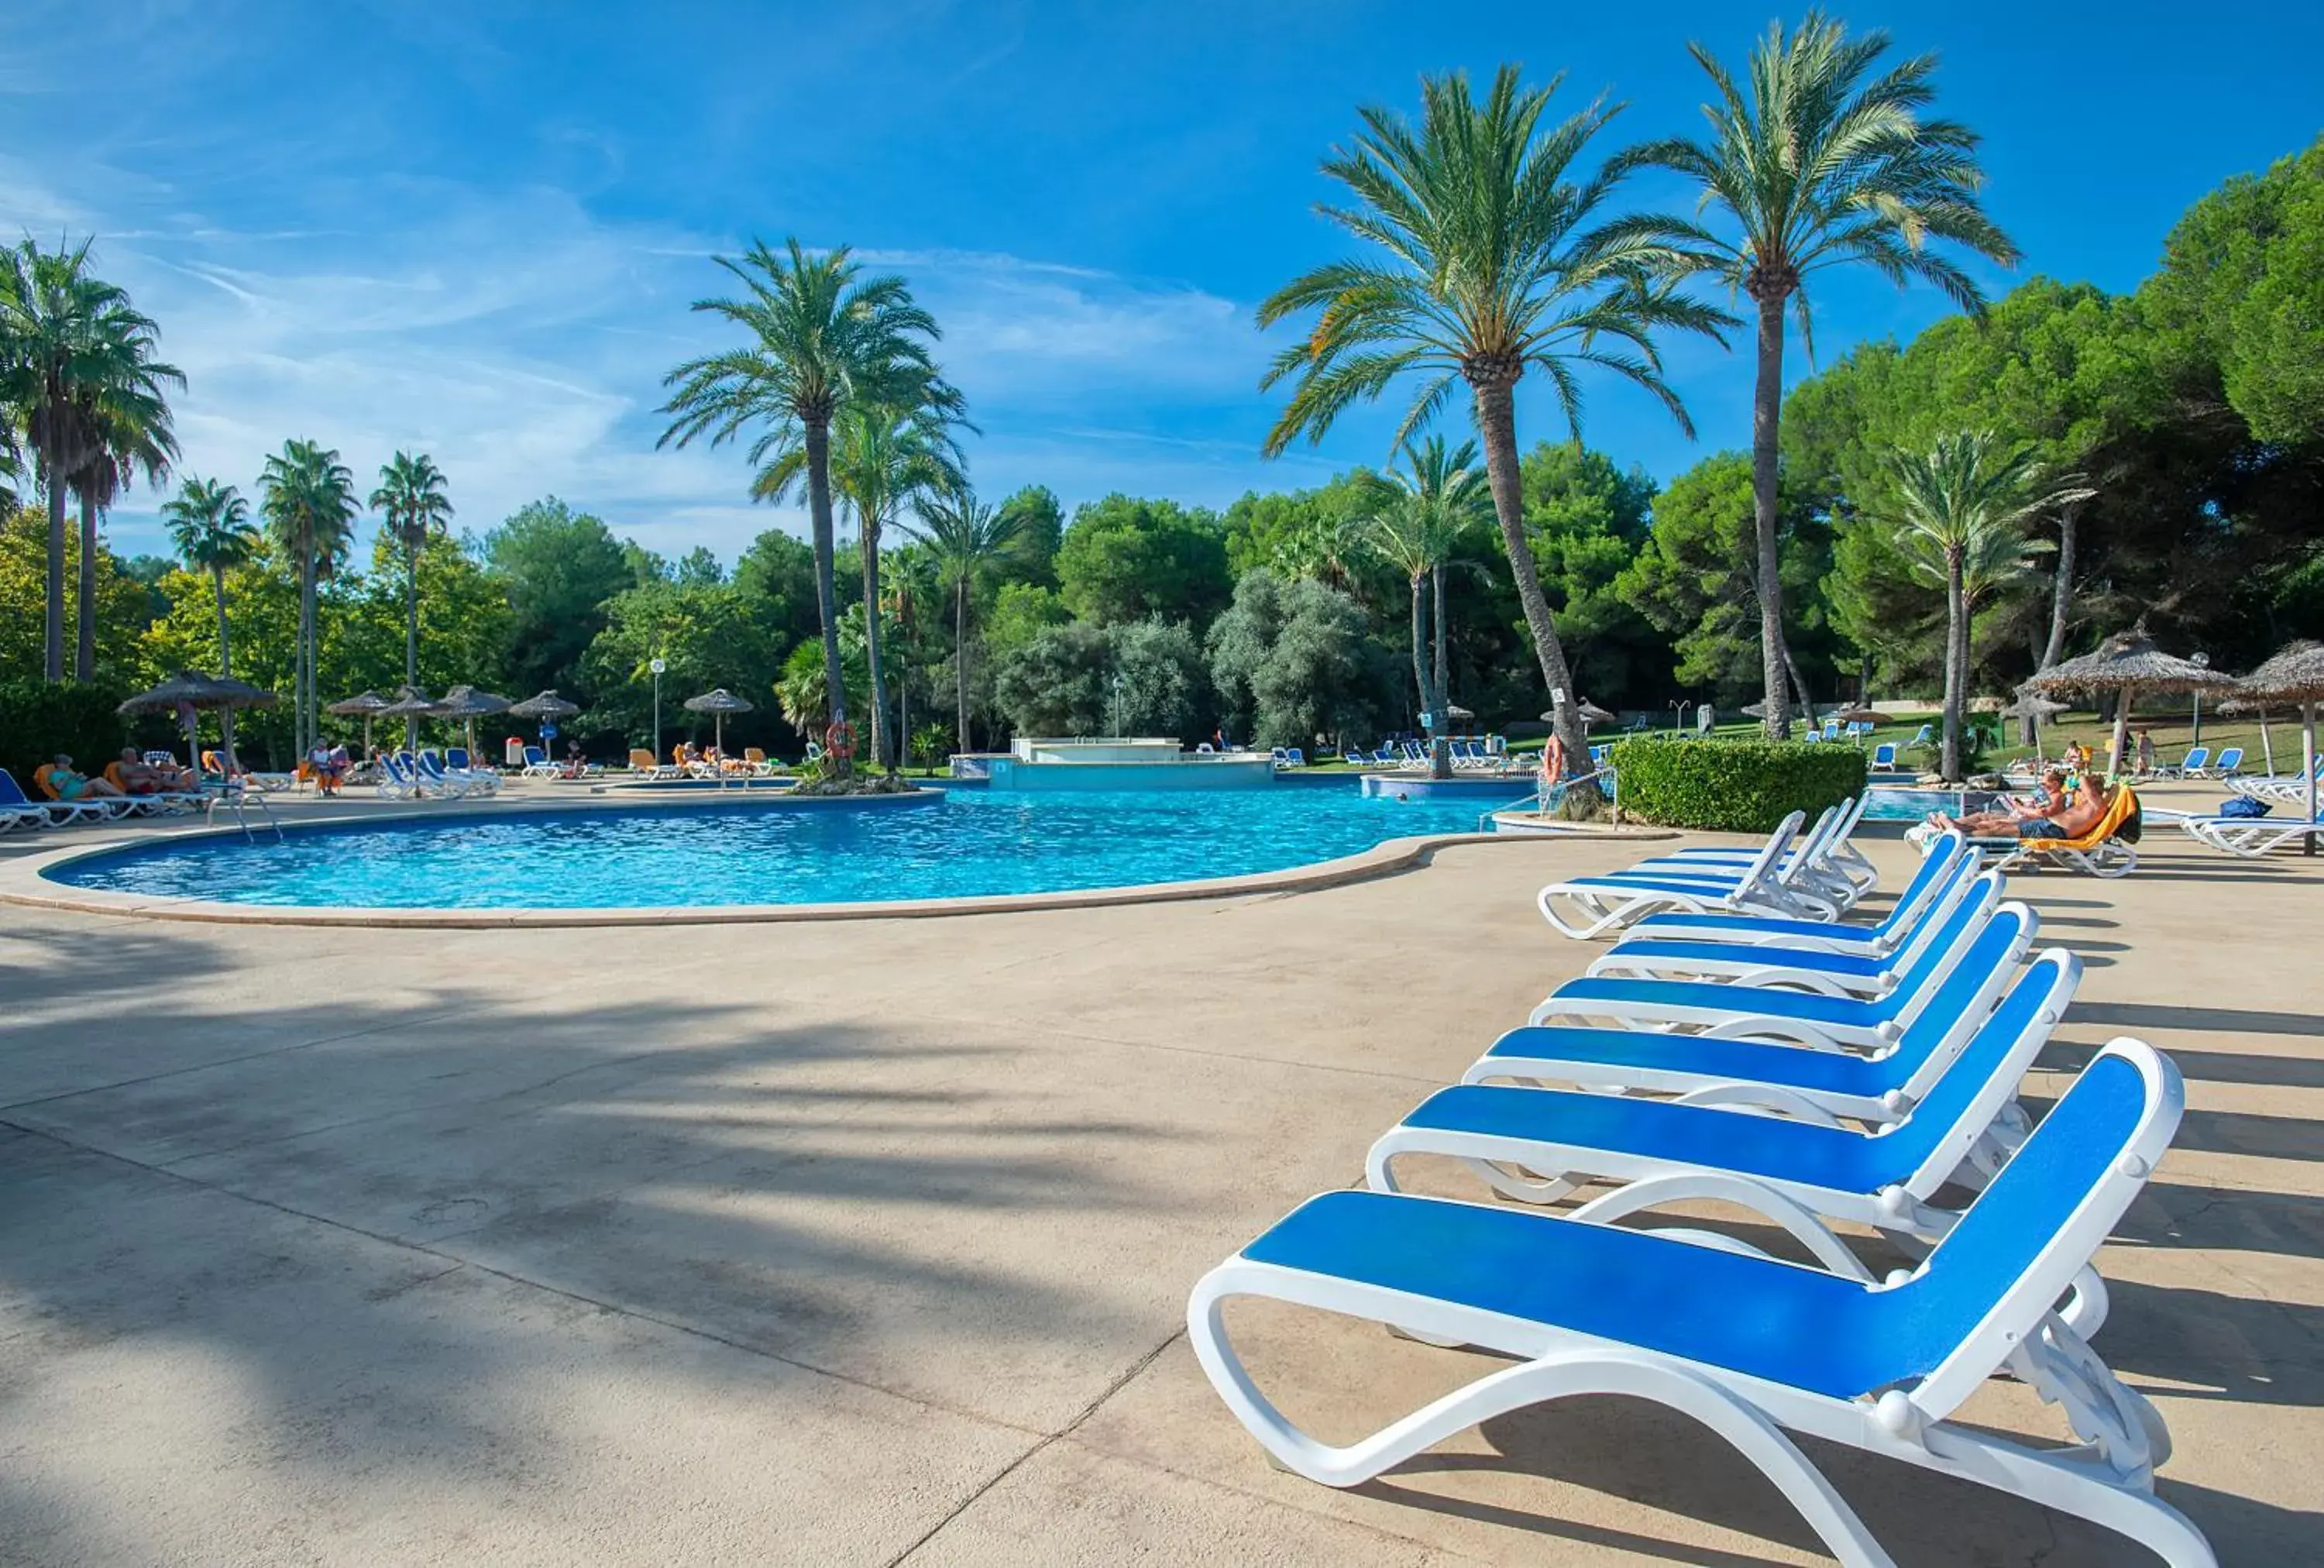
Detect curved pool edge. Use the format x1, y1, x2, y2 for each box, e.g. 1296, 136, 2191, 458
0, 789, 1594, 927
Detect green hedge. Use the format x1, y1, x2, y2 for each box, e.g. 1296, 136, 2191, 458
0, 677, 130, 789
1609, 737, 1868, 834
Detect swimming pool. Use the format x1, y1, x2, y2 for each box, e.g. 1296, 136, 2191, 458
1858, 786, 2007, 822
47, 782, 1512, 910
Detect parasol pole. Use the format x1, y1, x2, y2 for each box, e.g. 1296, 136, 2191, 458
2295, 700, 2314, 844
2109, 695, 2131, 782
2259, 717, 2274, 777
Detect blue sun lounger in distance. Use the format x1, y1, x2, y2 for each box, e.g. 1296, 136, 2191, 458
1371, 949, 2082, 1269
1618, 829, 1963, 957
1583, 865, 1998, 999
1468, 901, 2035, 1122
1524, 883, 2024, 1052
1189, 1039, 2212, 1567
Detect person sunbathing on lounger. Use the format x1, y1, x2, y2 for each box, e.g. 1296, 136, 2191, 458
44, 755, 125, 801
1932, 769, 2069, 837
1934, 771, 2108, 841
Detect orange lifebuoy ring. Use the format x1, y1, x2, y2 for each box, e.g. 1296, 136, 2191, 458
823, 720, 857, 760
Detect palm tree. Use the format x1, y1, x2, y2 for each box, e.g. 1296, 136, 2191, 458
902, 485, 1026, 753
67, 369, 179, 678
1356, 435, 1493, 779
163, 476, 260, 765
1259, 67, 1728, 766
260, 439, 359, 755
659, 239, 947, 777
763, 394, 964, 771
0, 237, 182, 679
1631, 12, 2019, 738
369, 452, 454, 688
1880, 432, 2089, 781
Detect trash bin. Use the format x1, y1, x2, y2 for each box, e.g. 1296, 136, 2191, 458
504, 736, 525, 767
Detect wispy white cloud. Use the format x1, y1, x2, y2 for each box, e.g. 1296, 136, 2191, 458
8, 146, 1304, 565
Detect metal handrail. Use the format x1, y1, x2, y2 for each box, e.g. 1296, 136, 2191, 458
1477, 764, 1618, 831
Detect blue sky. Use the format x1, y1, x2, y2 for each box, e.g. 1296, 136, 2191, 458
9, 1, 2321, 566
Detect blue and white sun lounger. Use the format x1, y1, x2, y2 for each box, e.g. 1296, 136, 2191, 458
1470, 903, 2034, 1120
1583, 869, 2000, 999
1372, 949, 2078, 1253
1622, 830, 1967, 957
1535, 813, 1824, 940
0, 769, 58, 833
1649, 795, 1877, 906
1189, 1039, 2211, 1567
1525, 889, 2027, 1052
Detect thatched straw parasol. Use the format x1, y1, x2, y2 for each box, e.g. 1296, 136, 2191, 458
2024, 630, 2233, 777
431, 685, 511, 761
1558, 700, 1618, 729
508, 689, 583, 757
118, 672, 279, 780
327, 689, 394, 757
682, 688, 754, 762
1996, 689, 2070, 757
376, 686, 437, 756
1833, 706, 1884, 726
2232, 641, 2324, 841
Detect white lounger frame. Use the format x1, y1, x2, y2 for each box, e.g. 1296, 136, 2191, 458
1582, 868, 1997, 998
1188, 1041, 2212, 1567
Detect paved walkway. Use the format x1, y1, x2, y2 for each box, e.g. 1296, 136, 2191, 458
1, 812, 2316, 1563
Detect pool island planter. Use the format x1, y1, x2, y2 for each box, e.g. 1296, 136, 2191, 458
0, 791, 1557, 927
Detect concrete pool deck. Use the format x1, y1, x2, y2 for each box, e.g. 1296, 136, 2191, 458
2, 804, 2318, 1563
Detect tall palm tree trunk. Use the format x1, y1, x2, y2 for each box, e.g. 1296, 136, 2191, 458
803, 418, 850, 776
1408, 573, 1452, 782
1471, 373, 1587, 765
1431, 563, 1449, 719
1405, 574, 1429, 729
43, 469, 65, 679
861, 524, 892, 772
1941, 552, 1967, 782
1430, 563, 1452, 781
405, 542, 421, 686
211, 563, 240, 770
954, 579, 971, 754
75, 490, 98, 679
301, 562, 318, 756
2040, 501, 2079, 671
1749, 293, 1793, 740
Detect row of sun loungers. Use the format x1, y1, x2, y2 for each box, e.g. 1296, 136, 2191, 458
377, 749, 500, 800
0, 766, 211, 833
1189, 824, 2214, 1566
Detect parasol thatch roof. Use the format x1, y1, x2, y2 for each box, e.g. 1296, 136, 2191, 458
1439, 703, 1474, 722
432, 684, 511, 718
1832, 707, 1884, 725
376, 686, 438, 717
1997, 689, 2070, 720
117, 672, 280, 714
327, 689, 393, 716
682, 688, 755, 714
2023, 631, 2234, 698
2233, 640, 2324, 705
508, 689, 580, 720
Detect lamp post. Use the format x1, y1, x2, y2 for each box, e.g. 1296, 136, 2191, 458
650, 657, 666, 765
2191, 652, 2210, 746
1109, 674, 1125, 740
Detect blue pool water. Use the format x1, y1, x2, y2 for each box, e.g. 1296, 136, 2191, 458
51, 783, 1513, 910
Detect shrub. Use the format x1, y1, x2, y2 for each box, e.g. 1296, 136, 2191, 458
0, 677, 131, 789
1609, 737, 1867, 834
